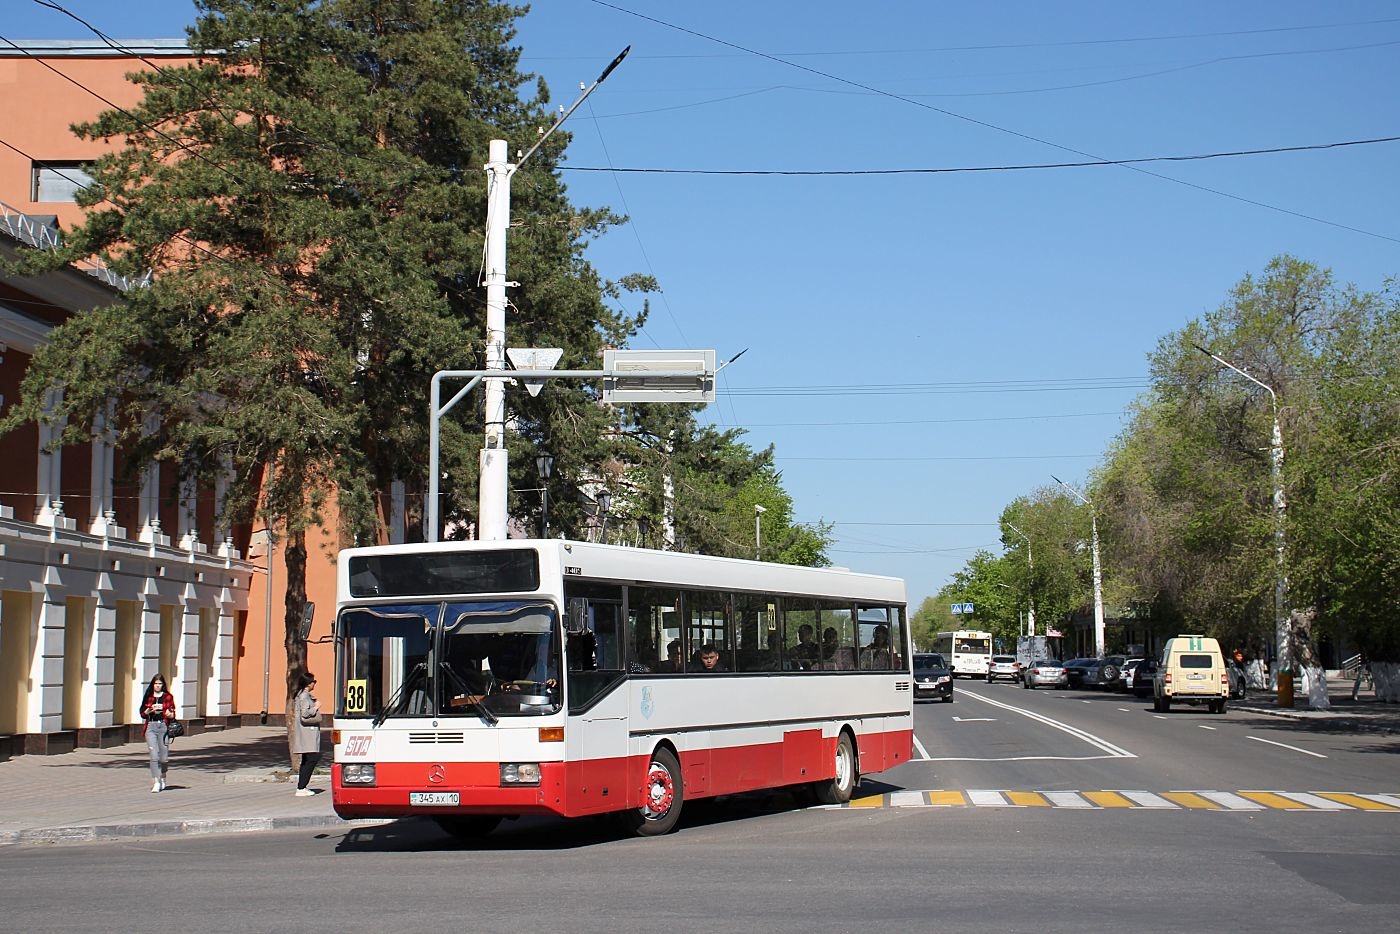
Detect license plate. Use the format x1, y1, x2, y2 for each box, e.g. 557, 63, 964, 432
410, 791, 460, 806
1187, 673, 1206, 680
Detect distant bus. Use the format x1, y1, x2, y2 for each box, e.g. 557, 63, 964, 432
331, 539, 913, 837
932, 629, 993, 679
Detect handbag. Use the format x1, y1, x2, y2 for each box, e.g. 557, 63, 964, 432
165, 719, 185, 740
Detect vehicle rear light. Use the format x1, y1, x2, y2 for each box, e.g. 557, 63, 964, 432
1165, 672, 1172, 684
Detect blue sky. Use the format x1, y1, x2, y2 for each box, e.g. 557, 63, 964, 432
9, 1, 1399, 610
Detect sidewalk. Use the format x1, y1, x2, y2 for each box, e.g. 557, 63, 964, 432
1230, 676, 1400, 734
0, 725, 384, 847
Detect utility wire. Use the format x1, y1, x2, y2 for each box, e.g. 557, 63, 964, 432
562, 135, 1400, 176
585, 1, 1400, 245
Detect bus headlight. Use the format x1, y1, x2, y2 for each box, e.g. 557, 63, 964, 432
342, 763, 376, 785
500, 763, 542, 785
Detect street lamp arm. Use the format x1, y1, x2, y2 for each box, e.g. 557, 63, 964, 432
1192, 343, 1277, 407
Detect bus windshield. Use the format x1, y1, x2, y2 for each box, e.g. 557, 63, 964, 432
338, 600, 561, 720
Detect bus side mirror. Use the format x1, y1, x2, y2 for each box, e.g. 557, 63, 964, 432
566, 598, 589, 634
299, 602, 316, 641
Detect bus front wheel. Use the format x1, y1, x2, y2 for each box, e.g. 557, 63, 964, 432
620, 747, 684, 837
813, 732, 857, 805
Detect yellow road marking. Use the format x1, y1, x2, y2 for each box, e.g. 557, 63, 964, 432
1314, 793, 1400, 811
1160, 792, 1222, 810
848, 794, 884, 808
925, 790, 967, 806
1238, 791, 1310, 810
1083, 791, 1136, 808
1004, 791, 1050, 807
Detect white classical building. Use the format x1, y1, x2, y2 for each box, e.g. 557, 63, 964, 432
1, 203, 255, 758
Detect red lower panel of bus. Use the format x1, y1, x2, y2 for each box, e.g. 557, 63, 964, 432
333, 726, 911, 821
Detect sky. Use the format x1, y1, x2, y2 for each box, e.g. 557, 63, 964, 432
7, 1, 1399, 611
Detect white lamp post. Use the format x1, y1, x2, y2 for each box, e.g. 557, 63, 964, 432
1194, 344, 1289, 705
754, 504, 766, 560
1007, 521, 1035, 636
1052, 475, 1105, 657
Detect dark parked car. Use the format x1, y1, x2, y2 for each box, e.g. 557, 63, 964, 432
913, 653, 954, 702
1065, 655, 1126, 690
1124, 658, 1159, 697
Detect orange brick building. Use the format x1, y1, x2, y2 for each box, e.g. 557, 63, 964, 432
0, 40, 355, 755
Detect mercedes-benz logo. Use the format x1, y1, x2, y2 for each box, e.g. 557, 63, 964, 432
427, 764, 446, 784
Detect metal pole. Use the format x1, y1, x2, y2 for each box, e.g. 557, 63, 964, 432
479, 139, 512, 541
1193, 345, 1289, 704
754, 504, 765, 560
259, 528, 274, 723
1052, 476, 1105, 656
1008, 521, 1035, 636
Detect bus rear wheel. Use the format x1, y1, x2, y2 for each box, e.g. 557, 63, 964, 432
433, 815, 502, 838
813, 732, 857, 805
620, 747, 684, 837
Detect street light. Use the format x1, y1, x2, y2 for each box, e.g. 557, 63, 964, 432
754, 504, 766, 560
1052, 475, 1105, 657
1007, 521, 1035, 637
1194, 343, 1290, 706
595, 490, 611, 544
534, 453, 553, 539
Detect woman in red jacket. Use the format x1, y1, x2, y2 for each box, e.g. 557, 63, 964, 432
140, 673, 176, 793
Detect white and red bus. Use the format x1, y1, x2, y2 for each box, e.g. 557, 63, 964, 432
331, 539, 912, 836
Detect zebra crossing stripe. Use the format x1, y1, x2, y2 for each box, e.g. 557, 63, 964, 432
1276, 792, 1351, 810
830, 790, 1400, 811
1322, 793, 1400, 811
1160, 792, 1221, 809
1238, 791, 1310, 810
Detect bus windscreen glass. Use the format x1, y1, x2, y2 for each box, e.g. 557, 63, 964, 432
348, 549, 539, 597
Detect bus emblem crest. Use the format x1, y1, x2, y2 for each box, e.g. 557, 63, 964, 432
640, 687, 654, 720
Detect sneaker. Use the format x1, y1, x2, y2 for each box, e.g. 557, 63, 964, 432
294, 788, 315, 797
159, 778, 167, 791
151, 780, 161, 793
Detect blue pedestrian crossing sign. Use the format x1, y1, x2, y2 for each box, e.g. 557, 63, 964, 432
951, 602, 974, 615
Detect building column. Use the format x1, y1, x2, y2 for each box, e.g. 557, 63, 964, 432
91, 578, 118, 728
177, 583, 200, 719
137, 413, 168, 545
35, 388, 72, 529
139, 579, 164, 690
28, 572, 66, 735
88, 403, 122, 537
214, 588, 237, 716
177, 463, 202, 552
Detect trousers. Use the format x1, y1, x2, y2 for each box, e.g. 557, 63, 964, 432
297, 751, 321, 790
146, 722, 170, 779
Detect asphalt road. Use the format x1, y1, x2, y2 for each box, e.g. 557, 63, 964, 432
4, 683, 1397, 933
894, 679, 1400, 795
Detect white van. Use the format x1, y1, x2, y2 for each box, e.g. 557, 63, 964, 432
1153, 635, 1229, 714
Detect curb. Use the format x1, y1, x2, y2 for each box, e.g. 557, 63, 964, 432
1231, 702, 1400, 735
0, 814, 392, 848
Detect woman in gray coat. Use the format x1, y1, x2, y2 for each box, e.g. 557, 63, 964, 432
291, 671, 322, 796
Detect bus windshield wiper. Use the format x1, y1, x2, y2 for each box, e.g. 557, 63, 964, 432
440, 661, 497, 725
374, 661, 427, 727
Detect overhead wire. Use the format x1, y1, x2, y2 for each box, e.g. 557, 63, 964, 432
585, 1, 1400, 245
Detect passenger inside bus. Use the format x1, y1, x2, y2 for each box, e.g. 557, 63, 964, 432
791, 624, 819, 669
821, 627, 855, 670
860, 625, 892, 670
656, 639, 684, 673
689, 643, 727, 672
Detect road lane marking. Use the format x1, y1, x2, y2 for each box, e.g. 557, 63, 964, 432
957, 688, 1136, 758
824, 790, 1400, 812
1198, 725, 1217, 730
951, 717, 997, 722
1246, 735, 1328, 759
912, 735, 932, 760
